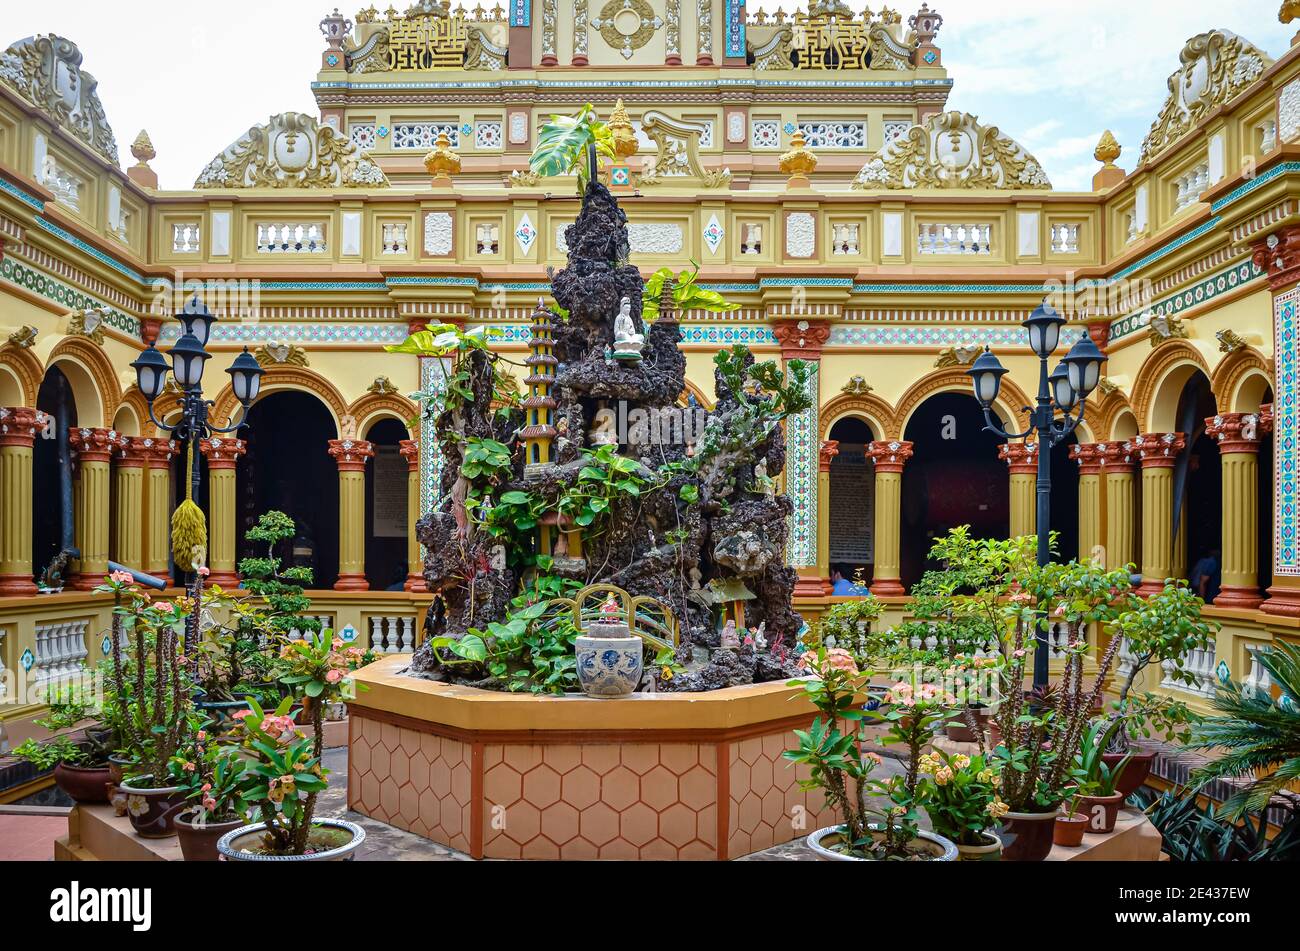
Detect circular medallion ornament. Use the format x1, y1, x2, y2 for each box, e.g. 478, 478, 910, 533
591, 0, 664, 60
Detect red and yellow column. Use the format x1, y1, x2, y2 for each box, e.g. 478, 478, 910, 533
69, 428, 127, 590
111, 438, 148, 572
0, 408, 43, 595
330, 438, 375, 591
200, 438, 246, 589
999, 441, 1038, 541
1206, 412, 1265, 608
142, 439, 176, 577
865, 440, 913, 597
1070, 443, 1105, 564
1134, 432, 1186, 597
1099, 441, 1137, 572
399, 438, 426, 592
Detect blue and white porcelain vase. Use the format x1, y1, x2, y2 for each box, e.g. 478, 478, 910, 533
576, 621, 643, 698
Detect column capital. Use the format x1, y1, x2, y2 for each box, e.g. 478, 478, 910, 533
329, 438, 375, 472
998, 440, 1039, 475
140, 437, 178, 469
866, 439, 914, 473
1133, 432, 1186, 468
1252, 225, 1300, 292
69, 427, 128, 464
1069, 442, 1106, 475
1099, 440, 1138, 469
1259, 402, 1274, 435
1205, 412, 1263, 454
115, 437, 154, 468
819, 439, 839, 473
200, 437, 247, 470
773, 319, 831, 360
0, 407, 47, 448
399, 438, 420, 473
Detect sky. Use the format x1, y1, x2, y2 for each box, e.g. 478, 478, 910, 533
4, 1, 1292, 191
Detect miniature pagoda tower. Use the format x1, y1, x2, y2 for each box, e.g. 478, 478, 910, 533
522, 298, 558, 479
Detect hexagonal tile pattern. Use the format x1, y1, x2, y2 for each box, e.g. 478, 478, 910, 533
727, 727, 837, 859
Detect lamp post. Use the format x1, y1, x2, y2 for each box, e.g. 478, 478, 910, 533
130, 298, 264, 582
966, 301, 1105, 691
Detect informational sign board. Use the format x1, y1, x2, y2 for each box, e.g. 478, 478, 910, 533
829, 444, 874, 564
372, 445, 408, 538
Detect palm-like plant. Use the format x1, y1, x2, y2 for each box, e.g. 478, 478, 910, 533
1191, 640, 1300, 817
529, 104, 615, 192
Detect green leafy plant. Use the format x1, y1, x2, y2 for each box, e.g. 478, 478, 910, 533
172, 725, 249, 824
529, 103, 615, 191
917, 749, 1007, 847
1133, 786, 1300, 861
808, 597, 885, 667
238, 511, 319, 640
642, 264, 742, 323
11, 735, 89, 771
1190, 639, 1300, 817
1075, 718, 1130, 797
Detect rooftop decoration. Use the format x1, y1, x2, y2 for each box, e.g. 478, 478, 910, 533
853, 111, 1051, 190
194, 112, 389, 189
423, 130, 461, 186
1139, 30, 1273, 164
1094, 130, 1121, 168
0, 34, 118, 164
779, 128, 818, 188
636, 111, 731, 188
749, 5, 916, 71
339, 1, 507, 72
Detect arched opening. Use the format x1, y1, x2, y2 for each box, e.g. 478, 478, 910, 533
236, 391, 339, 589
1173, 371, 1219, 594
827, 415, 875, 585
364, 417, 410, 591
0, 366, 24, 407
33, 367, 77, 582
901, 392, 1009, 589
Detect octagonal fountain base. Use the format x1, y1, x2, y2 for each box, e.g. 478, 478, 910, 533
346, 655, 836, 860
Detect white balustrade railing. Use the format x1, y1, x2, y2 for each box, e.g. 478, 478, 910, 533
370, 616, 416, 654
831, 223, 860, 255
917, 222, 992, 256
32, 619, 89, 688
1243, 646, 1273, 699
1260, 119, 1278, 154
1049, 222, 1080, 254
172, 223, 201, 253
1160, 645, 1218, 700
382, 222, 409, 255
256, 223, 327, 254
1173, 164, 1209, 213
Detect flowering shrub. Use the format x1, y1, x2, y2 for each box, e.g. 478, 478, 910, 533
171, 727, 248, 824
918, 749, 1007, 846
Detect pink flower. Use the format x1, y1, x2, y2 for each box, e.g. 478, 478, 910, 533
197, 566, 210, 578
201, 783, 212, 793
202, 797, 217, 812
232, 709, 254, 720
196, 731, 207, 742
109, 570, 134, 586
1013, 649, 1027, 658
864, 751, 883, 765
326, 669, 343, 684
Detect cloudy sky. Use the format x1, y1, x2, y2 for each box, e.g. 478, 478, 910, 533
5, 1, 1291, 190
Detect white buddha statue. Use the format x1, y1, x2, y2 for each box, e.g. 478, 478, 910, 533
612, 296, 644, 357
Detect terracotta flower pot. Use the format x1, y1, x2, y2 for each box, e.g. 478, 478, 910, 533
806, 825, 959, 862
1053, 812, 1089, 847
53, 763, 113, 804
175, 812, 247, 862
999, 810, 1058, 862
217, 819, 366, 862
1104, 750, 1155, 799
117, 776, 187, 839
1079, 792, 1124, 833
954, 831, 1002, 861
945, 706, 990, 743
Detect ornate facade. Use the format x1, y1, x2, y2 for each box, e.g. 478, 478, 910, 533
0, 5, 1298, 736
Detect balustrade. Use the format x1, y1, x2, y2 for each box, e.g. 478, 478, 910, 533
1173, 164, 1209, 213
917, 222, 992, 255
256, 223, 328, 254
369, 615, 417, 654
32, 619, 89, 688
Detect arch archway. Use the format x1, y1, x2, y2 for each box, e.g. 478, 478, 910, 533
900, 392, 1010, 589
1210, 346, 1271, 414
0, 343, 42, 407
891, 368, 1031, 441
212, 365, 346, 433
1131, 341, 1211, 433
236, 390, 340, 589
364, 416, 412, 591
826, 414, 877, 585
46, 338, 119, 429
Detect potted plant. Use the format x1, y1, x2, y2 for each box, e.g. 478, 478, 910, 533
100, 571, 195, 838
991, 559, 1132, 860
216, 632, 368, 861
1075, 719, 1131, 833
917, 748, 1007, 860
172, 727, 250, 861
1105, 578, 1217, 795
11, 734, 110, 805
785, 649, 958, 861
1053, 790, 1091, 848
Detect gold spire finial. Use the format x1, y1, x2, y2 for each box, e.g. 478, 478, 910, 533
779, 129, 818, 188
608, 98, 639, 161
1094, 130, 1121, 168
424, 131, 461, 187
131, 130, 156, 167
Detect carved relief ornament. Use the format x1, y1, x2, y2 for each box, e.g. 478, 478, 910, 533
0, 34, 118, 164
195, 112, 389, 189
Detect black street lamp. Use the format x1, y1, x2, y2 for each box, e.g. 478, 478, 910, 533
130, 298, 264, 572
967, 300, 1105, 690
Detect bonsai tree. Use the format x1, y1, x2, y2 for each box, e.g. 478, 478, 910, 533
1190, 640, 1300, 817
238, 511, 320, 640
1108, 577, 1218, 748
529, 103, 615, 191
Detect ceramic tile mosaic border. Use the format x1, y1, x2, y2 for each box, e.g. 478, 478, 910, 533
35, 216, 147, 286
0, 254, 140, 338
1107, 259, 1265, 344
159, 322, 410, 345
785, 362, 819, 568
419, 356, 450, 540
1275, 287, 1298, 576
0, 176, 44, 211
830, 325, 1086, 348
469, 322, 777, 346
1211, 161, 1300, 213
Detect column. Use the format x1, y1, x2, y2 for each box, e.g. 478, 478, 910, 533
1100, 441, 1137, 572
330, 438, 375, 591
142, 439, 176, 577
1133, 432, 1186, 597
400, 439, 427, 592
200, 437, 246, 589
1206, 412, 1264, 608
774, 320, 831, 598
0, 408, 43, 595
865, 440, 912, 597
1070, 443, 1105, 564
69, 428, 127, 590
111, 438, 148, 572
999, 441, 1038, 541
815, 440, 839, 587
1256, 227, 1300, 616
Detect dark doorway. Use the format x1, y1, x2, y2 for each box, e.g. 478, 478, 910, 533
827, 416, 875, 583
1175, 372, 1220, 596
236, 392, 339, 589
1049, 430, 1080, 563
901, 393, 1009, 588
365, 418, 409, 591
33, 368, 77, 582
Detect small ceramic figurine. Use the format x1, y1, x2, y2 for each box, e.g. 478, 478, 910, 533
612, 296, 644, 359
601, 594, 622, 620
720, 619, 740, 650
753, 458, 775, 496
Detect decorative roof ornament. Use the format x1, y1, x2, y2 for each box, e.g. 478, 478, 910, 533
1094, 130, 1121, 168
852, 111, 1051, 190
779, 129, 818, 188
1146, 313, 1190, 347
368, 375, 398, 394
6, 326, 37, 349
934, 344, 981, 369
608, 98, 639, 161
1284, 0, 1300, 24
1139, 30, 1273, 164
0, 35, 118, 164
635, 111, 731, 189
194, 112, 389, 189
424, 130, 461, 187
